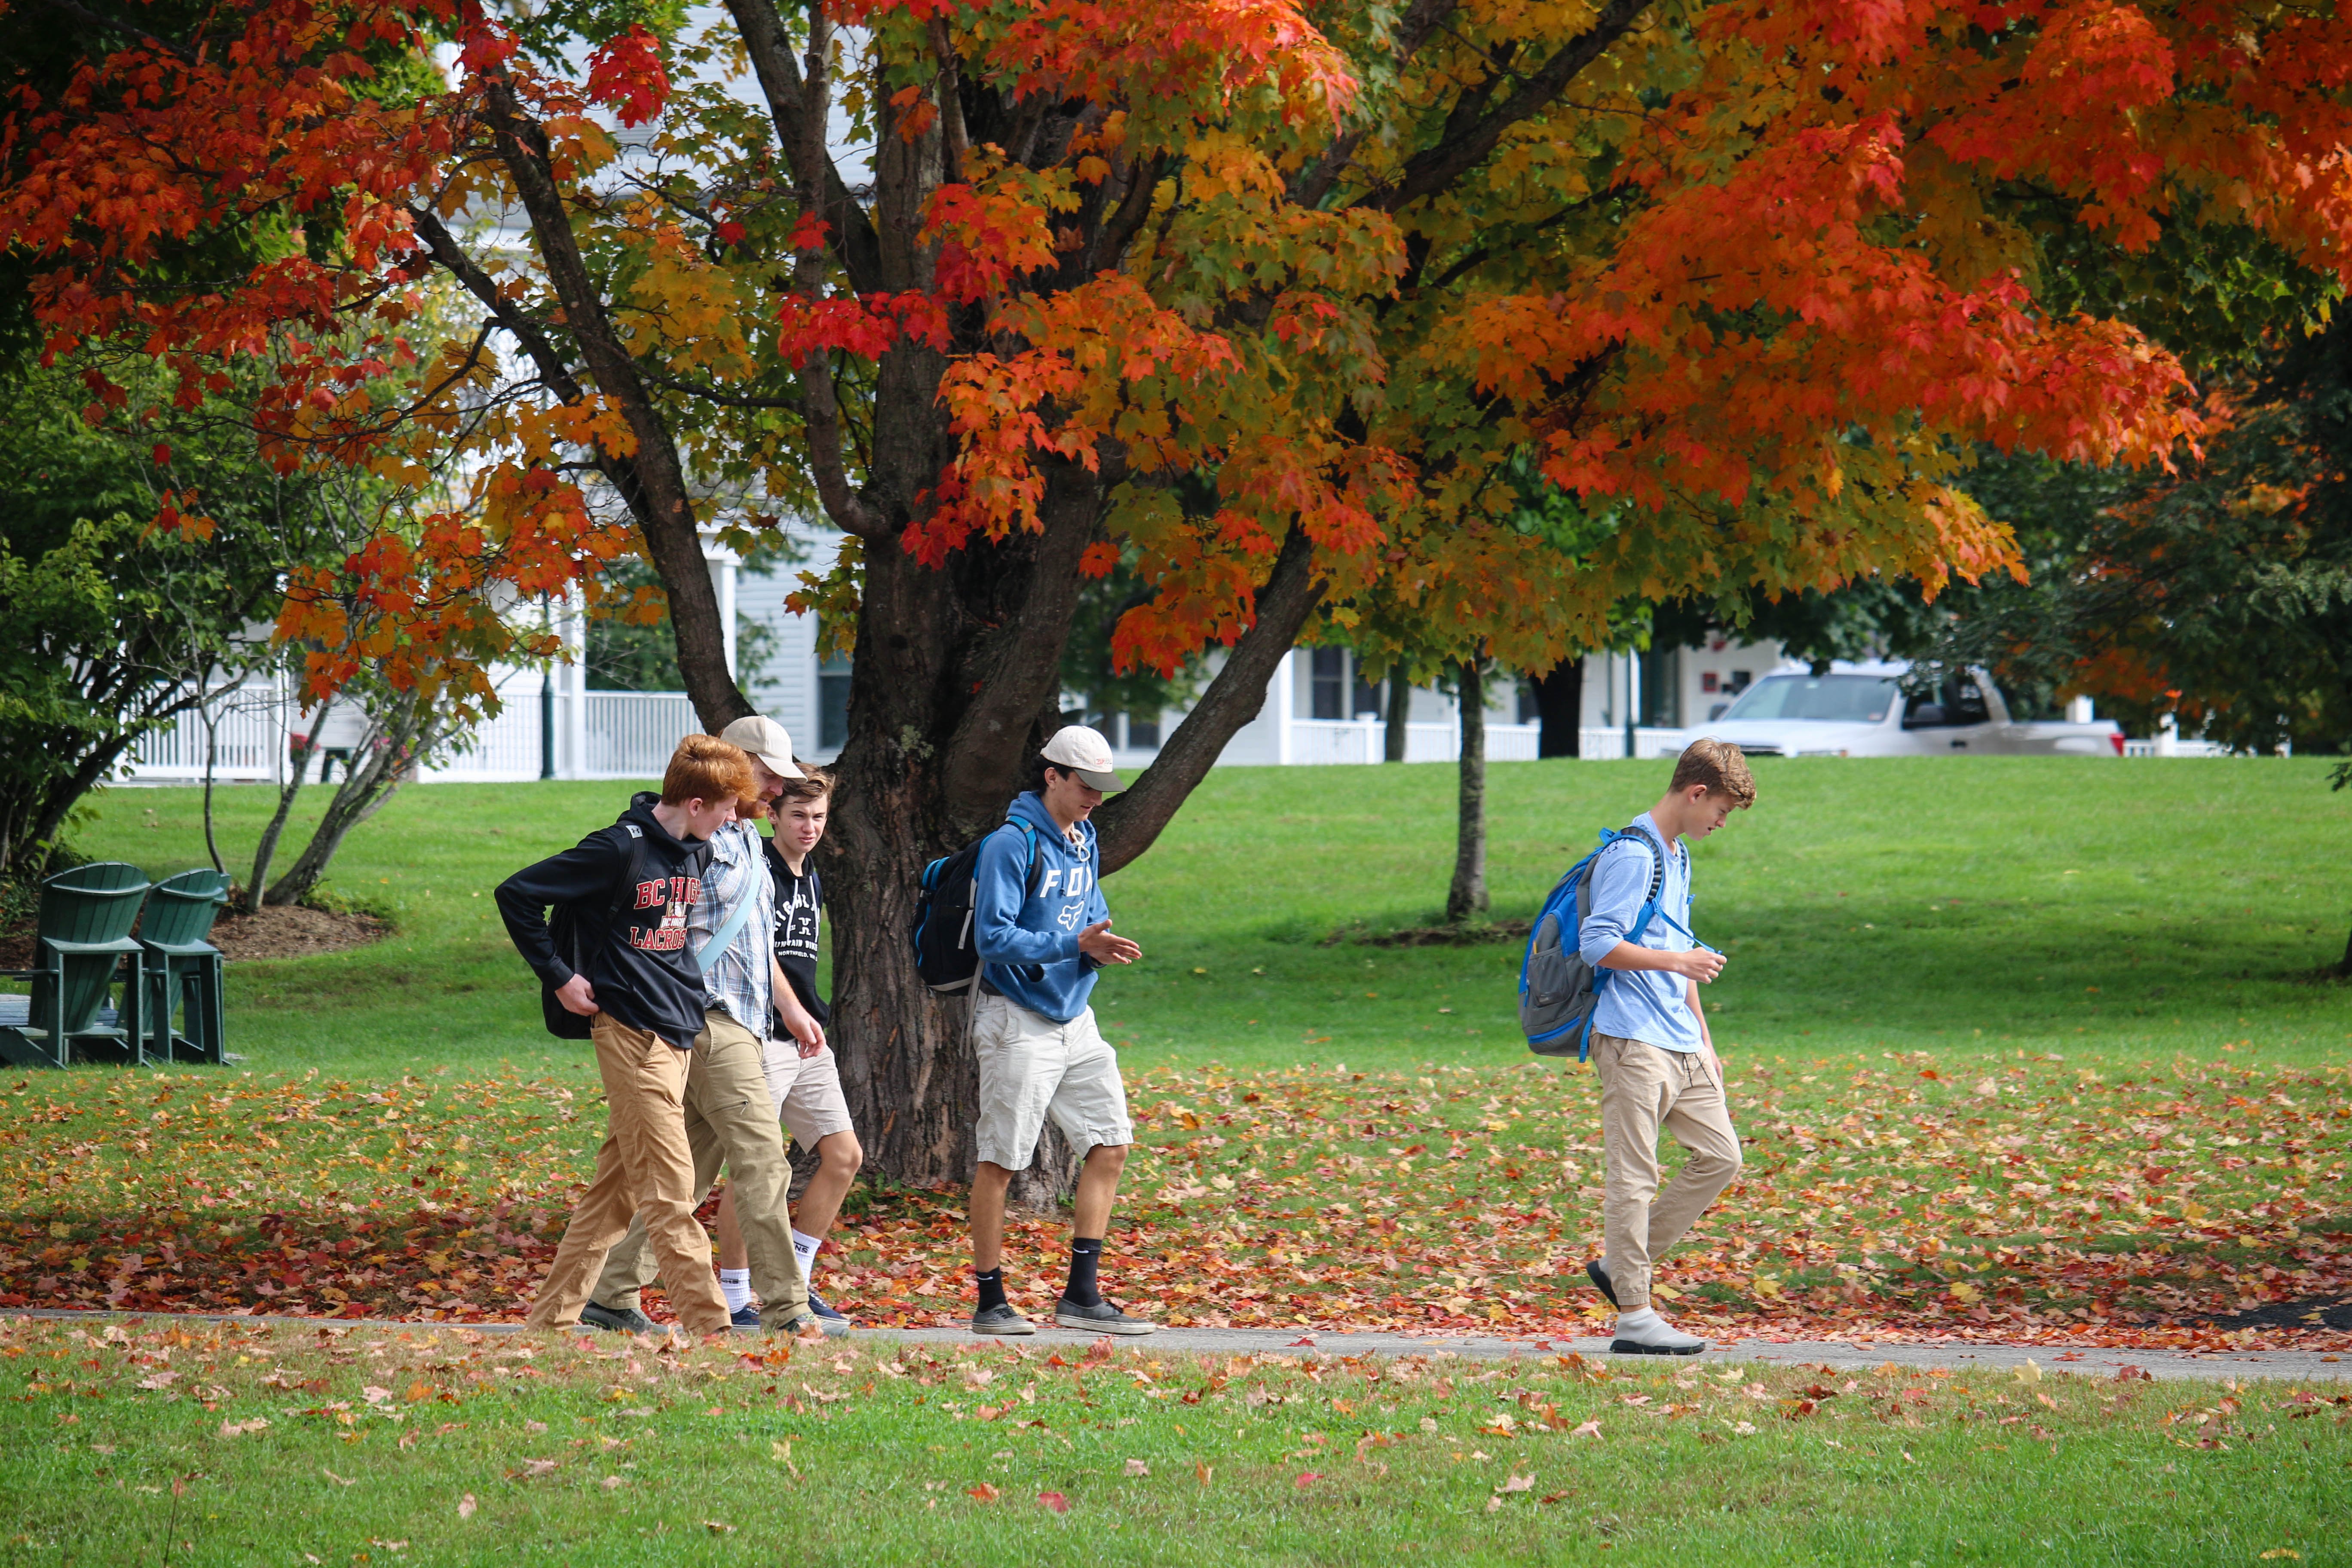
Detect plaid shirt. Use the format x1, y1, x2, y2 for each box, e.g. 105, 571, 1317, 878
690, 818, 774, 1032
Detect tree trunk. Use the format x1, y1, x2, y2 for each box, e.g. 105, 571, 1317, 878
820, 501, 1324, 1191
200, 696, 226, 876
248, 707, 324, 914
1531, 656, 1584, 758
1384, 674, 1410, 761
263, 689, 447, 907
1447, 660, 1489, 923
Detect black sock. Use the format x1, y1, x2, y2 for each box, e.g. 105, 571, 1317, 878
974, 1268, 1008, 1313
1064, 1237, 1103, 1307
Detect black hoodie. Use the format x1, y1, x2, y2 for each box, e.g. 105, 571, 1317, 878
495, 793, 716, 1048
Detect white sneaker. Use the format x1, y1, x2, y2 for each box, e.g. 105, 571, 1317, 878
1610, 1306, 1707, 1356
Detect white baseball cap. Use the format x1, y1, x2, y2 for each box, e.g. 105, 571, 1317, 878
717, 715, 805, 779
1040, 724, 1124, 791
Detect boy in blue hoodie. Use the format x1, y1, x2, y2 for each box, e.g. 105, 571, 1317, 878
966, 725, 1149, 1335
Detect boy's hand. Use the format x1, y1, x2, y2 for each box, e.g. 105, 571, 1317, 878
556, 975, 600, 1016
1078, 919, 1141, 965
1669, 948, 1726, 983
783, 1009, 826, 1057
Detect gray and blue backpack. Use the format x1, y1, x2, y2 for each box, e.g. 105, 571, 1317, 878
1518, 824, 1675, 1060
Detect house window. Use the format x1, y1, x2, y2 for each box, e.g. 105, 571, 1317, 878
1352, 668, 1383, 719
817, 621, 852, 751
1125, 712, 1161, 750
1309, 647, 1346, 720
1516, 679, 1540, 725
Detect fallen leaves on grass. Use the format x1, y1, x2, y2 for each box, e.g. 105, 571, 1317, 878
0, 1057, 2346, 1348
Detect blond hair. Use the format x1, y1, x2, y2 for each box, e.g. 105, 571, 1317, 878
661, 734, 756, 807
1669, 737, 1757, 807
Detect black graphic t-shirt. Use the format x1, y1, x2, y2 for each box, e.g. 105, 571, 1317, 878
765, 840, 828, 1026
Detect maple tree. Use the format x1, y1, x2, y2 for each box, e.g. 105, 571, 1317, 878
8, 0, 2352, 1181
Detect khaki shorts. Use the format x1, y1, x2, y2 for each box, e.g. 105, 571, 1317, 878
759, 1040, 858, 1150
973, 993, 1132, 1170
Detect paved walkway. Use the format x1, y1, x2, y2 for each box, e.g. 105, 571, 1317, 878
9, 1309, 2344, 1382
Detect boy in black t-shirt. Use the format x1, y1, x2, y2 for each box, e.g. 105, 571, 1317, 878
712, 763, 864, 1324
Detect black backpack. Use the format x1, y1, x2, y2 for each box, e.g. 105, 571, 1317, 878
542, 824, 653, 1039
910, 821, 1041, 994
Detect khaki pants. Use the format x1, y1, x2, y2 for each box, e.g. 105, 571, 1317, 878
590, 1010, 808, 1320
525, 1015, 732, 1335
1592, 1032, 1743, 1313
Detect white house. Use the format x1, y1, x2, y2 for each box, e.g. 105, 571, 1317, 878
122, 525, 1787, 784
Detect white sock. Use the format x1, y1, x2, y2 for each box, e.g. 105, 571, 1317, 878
718, 1267, 751, 1313
1615, 1306, 1660, 1331
792, 1229, 824, 1284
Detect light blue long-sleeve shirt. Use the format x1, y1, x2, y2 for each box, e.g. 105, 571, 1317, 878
973, 791, 1109, 1024
1577, 812, 1702, 1053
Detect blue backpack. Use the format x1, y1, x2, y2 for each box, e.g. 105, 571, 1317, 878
1519, 824, 1693, 1060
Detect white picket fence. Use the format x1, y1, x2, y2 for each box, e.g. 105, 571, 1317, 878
581, 692, 700, 777
123, 680, 293, 783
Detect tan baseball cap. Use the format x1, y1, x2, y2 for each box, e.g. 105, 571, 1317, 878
1040, 724, 1123, 791
717, 715, 805, 779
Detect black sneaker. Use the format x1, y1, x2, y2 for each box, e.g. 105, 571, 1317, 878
771, 1308, 849, 1339
579, 1301, 655, 1334
1584, 1259, 1619, 1307
971, 1302, 1035, 1336
1054, 1297, 1154, 1335
807, 1289, 850, 1326
729, 1304, 761, 1330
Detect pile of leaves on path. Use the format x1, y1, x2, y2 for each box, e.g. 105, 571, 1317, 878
0, 1056, 2345, 1351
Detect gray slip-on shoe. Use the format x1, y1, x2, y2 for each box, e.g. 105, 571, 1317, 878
1053, 1297, 1155, 1335
579, 1301, 656, 1335
971, 1302, 1037, 1336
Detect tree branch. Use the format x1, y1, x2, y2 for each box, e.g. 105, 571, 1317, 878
1353, 0, 1653, 215
723, 0, 885, 294
478, 74, 751, 729
1091, 521, 1324, 873
407, 205, 585, 401
779, 4, 888, 542
1289, 0, 1464, 208
1085, 150, 1173, 273
941, 455, 1107, 830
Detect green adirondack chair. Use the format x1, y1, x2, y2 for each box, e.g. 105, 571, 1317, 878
140, 868, 231, 1065
0, 861, 150, 1069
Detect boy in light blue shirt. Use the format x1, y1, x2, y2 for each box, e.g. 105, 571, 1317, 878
1579, 738, 1755, 1355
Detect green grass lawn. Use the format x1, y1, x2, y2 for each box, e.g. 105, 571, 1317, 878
3, 1319, 2345, 1568
6, 760, 2351, 1559
48, 756, 2352, 1076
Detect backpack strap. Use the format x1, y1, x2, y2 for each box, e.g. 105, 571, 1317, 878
993, 819, 1042, 894
580, 824, 652, 980
1579, 824, 1673, 1064
693, 846, 764, 973
1615, 823, 1670, 944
